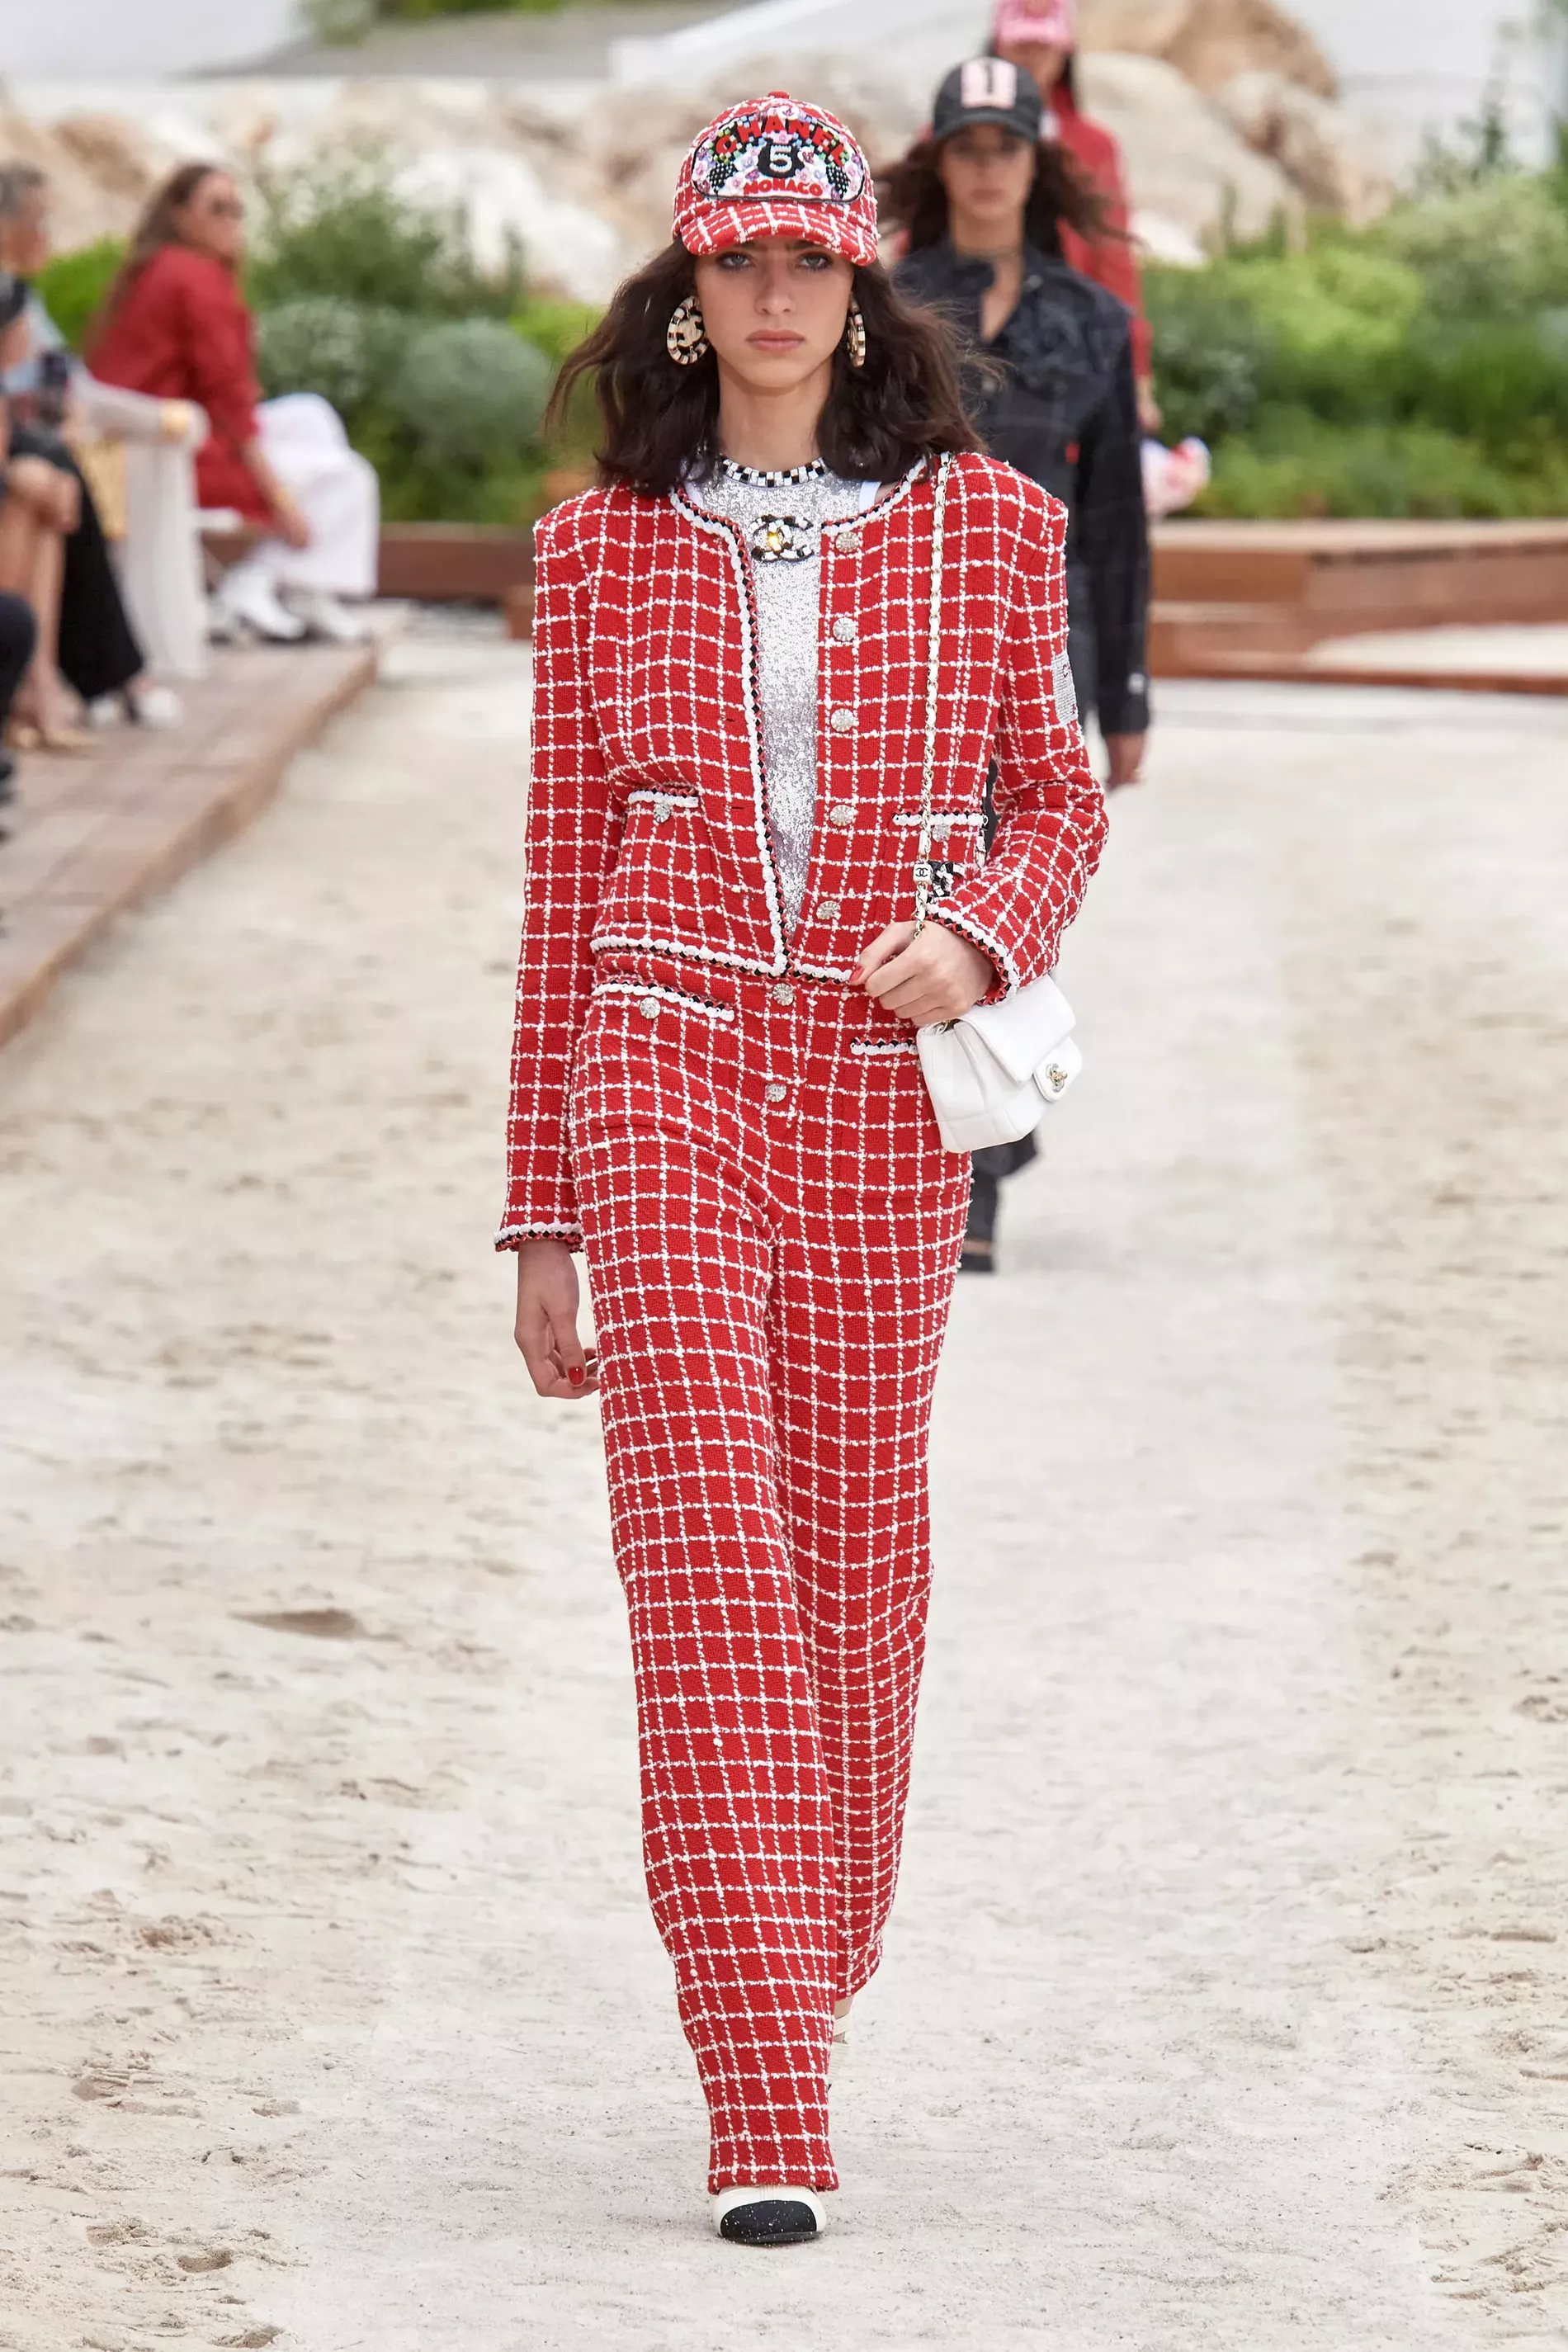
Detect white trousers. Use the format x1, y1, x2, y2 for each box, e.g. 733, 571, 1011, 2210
232, 394, 380, 598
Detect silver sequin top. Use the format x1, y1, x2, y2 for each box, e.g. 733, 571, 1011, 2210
699, 464, 871, 935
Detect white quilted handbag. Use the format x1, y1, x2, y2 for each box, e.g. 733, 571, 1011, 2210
915, 974, 1082, 1153
910, 456, 1084, 1155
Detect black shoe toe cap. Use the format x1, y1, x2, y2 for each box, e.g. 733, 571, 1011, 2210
720, 2199, 819, 2246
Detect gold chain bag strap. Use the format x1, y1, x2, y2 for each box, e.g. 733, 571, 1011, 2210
911, 455, 1084, 1155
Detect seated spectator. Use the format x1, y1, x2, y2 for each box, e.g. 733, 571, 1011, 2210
88, 164, 379, 645
0, 443, 78, 751
0, 253, 81, 752
0, 162, 175, 744
0, 590, 37, 800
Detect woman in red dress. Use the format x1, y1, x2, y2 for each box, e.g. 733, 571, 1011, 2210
502, 92, 1107, 2245
88, 163, 377, 644
990, 0, 1161, 427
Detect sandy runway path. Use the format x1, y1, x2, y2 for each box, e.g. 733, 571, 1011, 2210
2, 630, 1566, 2350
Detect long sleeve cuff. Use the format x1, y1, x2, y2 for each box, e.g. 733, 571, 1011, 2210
495, 1216, 584, 1254
1096, 664, 1150, 736
928, 900, 1018, 1001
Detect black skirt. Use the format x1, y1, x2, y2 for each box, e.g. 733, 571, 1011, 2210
0, 588, 37, 720
11, 424, 144, 703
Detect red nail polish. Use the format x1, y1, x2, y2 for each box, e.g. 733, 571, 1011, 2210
568, 1366, 585, 1386
848, 964, 864, 985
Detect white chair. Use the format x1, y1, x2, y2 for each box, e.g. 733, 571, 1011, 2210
77, 378, 213, 682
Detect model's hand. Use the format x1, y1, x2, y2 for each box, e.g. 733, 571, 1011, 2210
7, 453, 79, 534
513, 1240, 599, 1400
1136, 376, 1163, 434
853, 921, 995, 1026
272, 493, 311, 551
1105, 732, 1146, 790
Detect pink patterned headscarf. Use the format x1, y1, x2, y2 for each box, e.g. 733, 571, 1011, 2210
991, 0, 1078, 46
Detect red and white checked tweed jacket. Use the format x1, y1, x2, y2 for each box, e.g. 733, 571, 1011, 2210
498, 451, 1108, 1246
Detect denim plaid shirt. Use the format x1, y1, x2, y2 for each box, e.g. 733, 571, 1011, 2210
895, 240, 1150, 735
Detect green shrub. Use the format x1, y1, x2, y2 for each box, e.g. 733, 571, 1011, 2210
248, 158, 525, 322
510, 293, 599, 367
391, 0, 564, 15
35, 236, 125, 352
254, 295, 408, 417
301, 0, 376, 35
1378, 174, 1568, 319
240, 161, 559, 517
1200, 410, 1568, 519
1232, 242, 1424, 415
1145, 172, 1568, 513
1397, 317, 1568, 449
301, 0, 562, 36
388, 318, 552, 464
1145, 240, 1431, 437
352, 410, 549, 524
1141, 266, 1273, 441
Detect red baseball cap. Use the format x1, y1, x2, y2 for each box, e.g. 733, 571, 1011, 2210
673, 93, 879, 267
992, 0, 1078, 43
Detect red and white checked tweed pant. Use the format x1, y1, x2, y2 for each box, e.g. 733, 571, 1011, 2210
572, 962, 970, 2193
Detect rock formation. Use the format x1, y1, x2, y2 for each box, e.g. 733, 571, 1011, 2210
1078, 0, 1337, 98
1209, 70, 1396, 225
1074, 2, 1397, 231
0, 97, 173, 250
1076, 53, 1301, 246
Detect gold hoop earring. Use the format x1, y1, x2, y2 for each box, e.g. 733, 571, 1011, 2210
844, 297, 867, 371
667, 295, 709, 366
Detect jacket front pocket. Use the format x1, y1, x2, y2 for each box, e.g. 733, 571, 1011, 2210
588, 975, 734, 1027
593, 791, 710, 957
626, 788, 701, 820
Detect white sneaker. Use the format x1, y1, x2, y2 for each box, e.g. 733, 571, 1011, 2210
128, 683, 183, 730
283, 589, 371, 645
87, 683, 183, 731
212, 567, 305, 644
711, 2185, 826, 2246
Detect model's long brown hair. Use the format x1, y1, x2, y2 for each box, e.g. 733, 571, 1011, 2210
880, 134, 1112, 257
549, 240, 982, 500
86, 162, 228, 352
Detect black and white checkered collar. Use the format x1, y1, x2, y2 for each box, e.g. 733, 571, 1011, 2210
716, 457, 829, 491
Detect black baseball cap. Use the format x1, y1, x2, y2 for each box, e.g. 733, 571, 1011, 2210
931, 56, 1045, 144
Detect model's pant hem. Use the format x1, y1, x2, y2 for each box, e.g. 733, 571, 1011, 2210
709, 2159, 840, 2194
